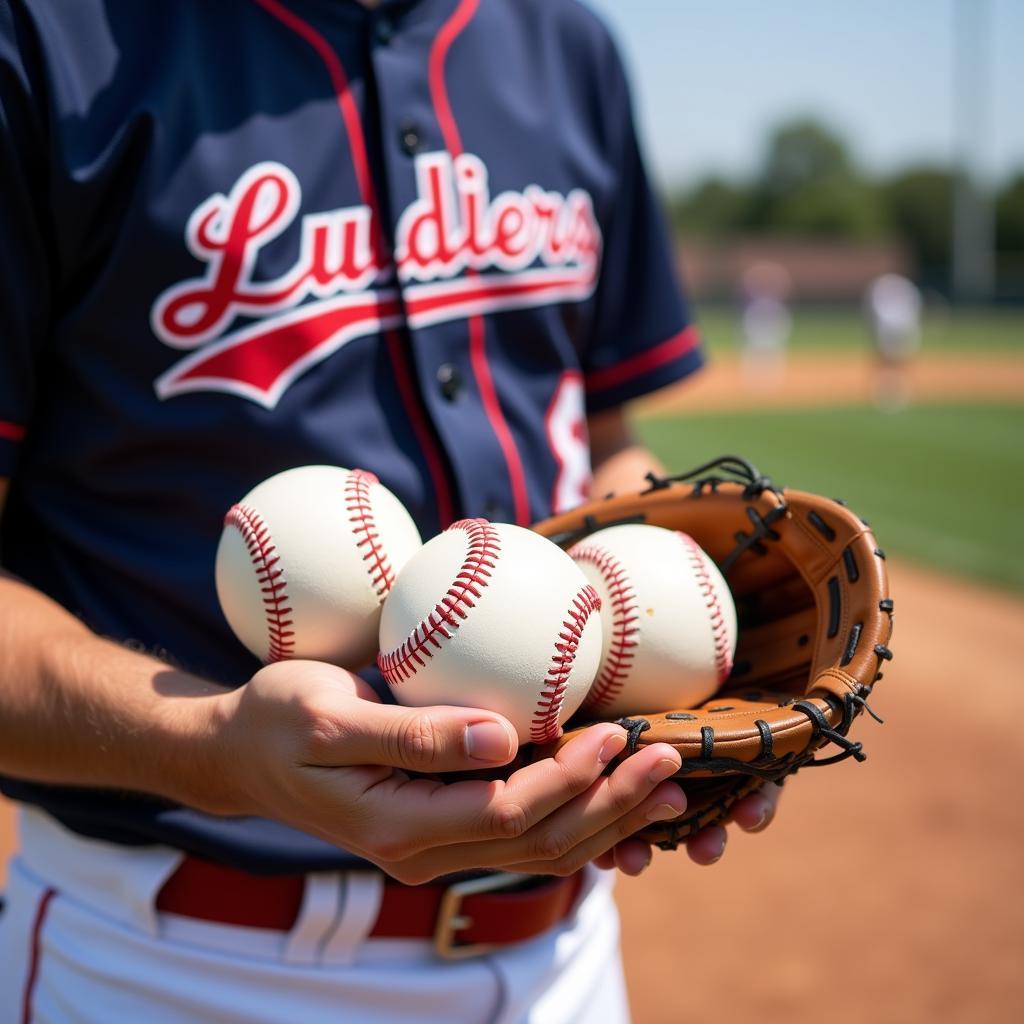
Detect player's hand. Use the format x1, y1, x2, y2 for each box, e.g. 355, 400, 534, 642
594, 782, 784, 875
212, 660, 687, 884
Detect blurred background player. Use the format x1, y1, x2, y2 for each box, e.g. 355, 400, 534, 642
863, 272, 924, 411
738, 261, 793, 390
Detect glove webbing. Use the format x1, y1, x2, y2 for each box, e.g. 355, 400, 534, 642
642, 457, 788, 574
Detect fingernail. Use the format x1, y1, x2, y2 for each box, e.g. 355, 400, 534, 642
646, 801, 685, 822
465, 722, 514, 762
648, 758, 679, 784
748, 800, 772, 832
599, 732, 627, 764
708, 833, 728, 864
637, 847, 653, 873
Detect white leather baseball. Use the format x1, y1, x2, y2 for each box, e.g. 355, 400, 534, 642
378, 520, 603, 744
569, 523, 737, 717
216, 465, 422, 668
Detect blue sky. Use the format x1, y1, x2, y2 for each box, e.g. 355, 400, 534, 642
585, 0, 1024, 191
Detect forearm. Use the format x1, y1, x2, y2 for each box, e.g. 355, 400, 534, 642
0, 570, 233, 812
587, 406, 666, 497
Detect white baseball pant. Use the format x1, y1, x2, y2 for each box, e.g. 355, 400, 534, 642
0, 808, 630, 1024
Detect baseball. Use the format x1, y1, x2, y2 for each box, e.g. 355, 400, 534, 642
378, 520, 603, 744
569, 523, 737, 717
216, 465, 422, 667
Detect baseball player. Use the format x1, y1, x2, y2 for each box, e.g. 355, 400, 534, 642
0, 1, 780, 1020
739, 261, 793, 389
863, 272, 923, 411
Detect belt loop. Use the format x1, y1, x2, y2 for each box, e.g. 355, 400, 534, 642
19, 806, 183, 939
320, 872, 385, 966
282, 872, 343, 966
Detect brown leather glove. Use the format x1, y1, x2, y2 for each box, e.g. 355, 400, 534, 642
531, 455, 894, 849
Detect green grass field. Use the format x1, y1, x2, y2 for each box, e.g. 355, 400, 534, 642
695, 305, 1024, 354
635, 402, 1024, 592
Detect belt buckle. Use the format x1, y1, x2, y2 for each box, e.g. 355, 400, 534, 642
433, 872, 523, 960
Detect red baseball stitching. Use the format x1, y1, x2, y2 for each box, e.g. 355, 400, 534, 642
224, 504, 295, 662
344, 469, 395, 599
569, 543, 639, 712
679, 532, 733, 683
377, 519, 501, 683
531, 584, 602, 743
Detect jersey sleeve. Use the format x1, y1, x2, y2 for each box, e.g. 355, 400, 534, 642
581, 32, 703, 413
0, 0, 52, 476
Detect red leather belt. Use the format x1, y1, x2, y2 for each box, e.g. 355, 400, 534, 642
156, 856, 585, 959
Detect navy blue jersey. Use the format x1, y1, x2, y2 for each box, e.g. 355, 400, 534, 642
0, 0, 702, 872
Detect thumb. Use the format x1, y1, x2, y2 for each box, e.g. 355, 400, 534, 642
336, 700, 519, 773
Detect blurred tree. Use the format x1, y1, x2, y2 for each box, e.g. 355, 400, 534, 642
663, 115, 1024, 300
881, 166, 955, 273
995, 173, 1024, 252
668, 175, 746, 237
995, 173, 1024, 297
742, 119, 886, 238
752, 120, 856, 199
762, 178, 886, 238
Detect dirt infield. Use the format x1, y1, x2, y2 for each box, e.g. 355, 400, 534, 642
639, 350, 1024, 414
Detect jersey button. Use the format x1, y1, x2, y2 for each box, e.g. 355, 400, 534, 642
400, 122, 421, 156
374, 17, 395, 44
436, 363, 462, 402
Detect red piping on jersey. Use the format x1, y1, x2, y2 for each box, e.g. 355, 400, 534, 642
0, 420, 27, 442
252, 0, 455, 527
251, 0, 378, 233
21, 887, 55, 1024
585, 325, 701, 394
384, 329, 454, 526
429, 0, 531, 526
